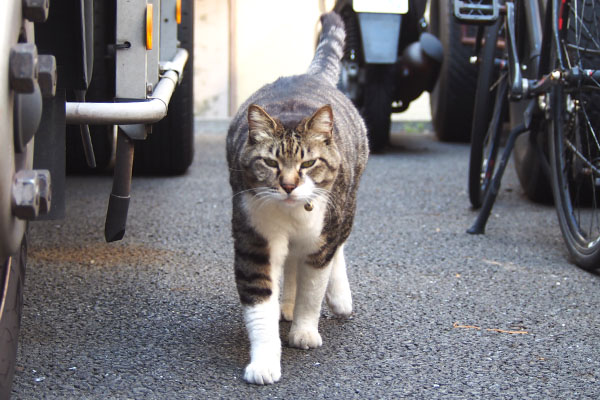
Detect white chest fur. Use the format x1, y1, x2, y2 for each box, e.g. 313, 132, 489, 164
243, 194, 326, 252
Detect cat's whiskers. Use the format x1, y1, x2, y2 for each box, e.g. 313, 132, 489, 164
310, 188, 333, 208
251, 187, 281, 211
231, 187, 259, 200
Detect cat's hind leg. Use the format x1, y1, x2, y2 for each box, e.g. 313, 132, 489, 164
280, 254, 298, 322
288, 260, 332, 350
325, 244, 353, 317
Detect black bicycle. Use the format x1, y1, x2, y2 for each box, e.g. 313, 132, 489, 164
457, 0, 600, 269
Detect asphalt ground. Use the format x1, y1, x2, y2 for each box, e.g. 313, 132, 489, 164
12, 123, 600, 399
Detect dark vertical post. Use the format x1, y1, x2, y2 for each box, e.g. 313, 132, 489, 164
105, 129, 134, 242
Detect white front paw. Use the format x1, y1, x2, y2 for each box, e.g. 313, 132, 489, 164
289, 328, 322, 350
244, 360, 281, 385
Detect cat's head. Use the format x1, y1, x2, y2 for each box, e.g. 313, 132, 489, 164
240, 104, 341, 207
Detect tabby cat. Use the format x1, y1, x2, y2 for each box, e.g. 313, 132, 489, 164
226, 12, 369, 385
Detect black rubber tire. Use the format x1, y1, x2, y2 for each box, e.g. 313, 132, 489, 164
549, 0, 600, 269
468, 20, 502, 208
133, 0, 195, 176
0, 233, 27, 398
429, 0, 478, 142
66, 0, 115, 174
361, 65, 394, 153
512, 128, 553, 204
511, 0, 553, 204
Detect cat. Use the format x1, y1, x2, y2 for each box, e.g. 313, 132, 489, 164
226, 11, 369, 385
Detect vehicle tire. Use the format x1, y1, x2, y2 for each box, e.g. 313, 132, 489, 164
0, 233, 27, 399
467, 20, 503, 208
511, 1, 553, 204
512, 127, 553, 204
66, 0, 115, 174
133, 0, 195, 175
361, 65, 394, 153
549, 0, 600, 269
429, 0, 478, 142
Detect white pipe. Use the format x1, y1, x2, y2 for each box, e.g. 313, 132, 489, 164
65, 48, 188, 125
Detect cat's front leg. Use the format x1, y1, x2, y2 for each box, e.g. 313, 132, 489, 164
236, 234, 287, 385
243, 299, 281, 384
288, 261, 332, 350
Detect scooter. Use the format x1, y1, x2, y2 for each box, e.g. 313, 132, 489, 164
333, 0, 443, 151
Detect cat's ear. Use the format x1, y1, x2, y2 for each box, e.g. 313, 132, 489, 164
304, 105, 333, 142
248, 104, 277, 144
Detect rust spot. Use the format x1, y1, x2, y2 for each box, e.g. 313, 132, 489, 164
29, 243, 175, 267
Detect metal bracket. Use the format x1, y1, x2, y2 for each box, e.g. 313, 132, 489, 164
454, 0, 500, 24
65, 48, 188, 126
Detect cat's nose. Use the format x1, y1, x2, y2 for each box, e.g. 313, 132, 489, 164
281, 183, 296, 194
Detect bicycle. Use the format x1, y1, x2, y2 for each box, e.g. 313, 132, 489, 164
455, 0, 600, 269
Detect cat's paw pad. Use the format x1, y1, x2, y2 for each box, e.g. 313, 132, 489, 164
326, 291, 353, 317
289, 328, 322, 350
244, 361, 281, 385
280, 303, 294, 322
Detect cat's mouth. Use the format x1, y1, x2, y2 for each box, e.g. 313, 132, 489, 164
280, 192, 312, 208
282, 194, 302, 205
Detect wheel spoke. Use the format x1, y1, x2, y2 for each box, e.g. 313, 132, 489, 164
564, 138, 600, 176
552, 0, 600, 263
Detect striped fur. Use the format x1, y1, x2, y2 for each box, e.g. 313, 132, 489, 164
307, 12, 346, 86
226, 11, 368, 385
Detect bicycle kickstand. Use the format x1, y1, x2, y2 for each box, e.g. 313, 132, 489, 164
467, 122, 529, 235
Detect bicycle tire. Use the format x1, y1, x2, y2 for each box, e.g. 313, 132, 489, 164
468, 19, 503, 208
549, 0, 600, 269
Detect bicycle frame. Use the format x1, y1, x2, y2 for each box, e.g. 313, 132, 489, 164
465, 0, 599, 234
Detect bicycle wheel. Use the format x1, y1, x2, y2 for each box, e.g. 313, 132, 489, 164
468, 19, 504, 208
550, 0, 600, 269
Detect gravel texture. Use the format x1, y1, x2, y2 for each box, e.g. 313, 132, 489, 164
12, 126, 600, 399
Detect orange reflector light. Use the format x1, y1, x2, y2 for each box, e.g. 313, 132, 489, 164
176, 0, 182, 24
146, 3, 153, 50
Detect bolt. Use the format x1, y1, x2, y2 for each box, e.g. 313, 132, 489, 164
38, 54, 56, 97
9, 43, 38, 93
37, 171, 51, 215
469, 56, 478, 65
146, 82, 153, 94
537, 94, 550, 113
23, 0, 50, 23
12, 169, 51, 220
551, 70, 562, 80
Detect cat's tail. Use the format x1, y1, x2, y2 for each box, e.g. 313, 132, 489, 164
307, 12, 345, 87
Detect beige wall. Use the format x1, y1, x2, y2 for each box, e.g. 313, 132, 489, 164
194, 0, 326, 119
193, 0, 430, 120
231, 1, 324, 115
193, 0, 229, 118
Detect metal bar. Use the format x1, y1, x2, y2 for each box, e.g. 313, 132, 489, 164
505, 2, 524, 99
467, 123, 529, 234
65, 48, 188, 125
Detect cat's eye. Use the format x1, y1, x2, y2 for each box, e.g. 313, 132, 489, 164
300, 160, 316, 169
263, 158, 279, 168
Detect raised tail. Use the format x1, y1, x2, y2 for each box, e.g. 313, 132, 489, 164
307, 12, 345, 86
